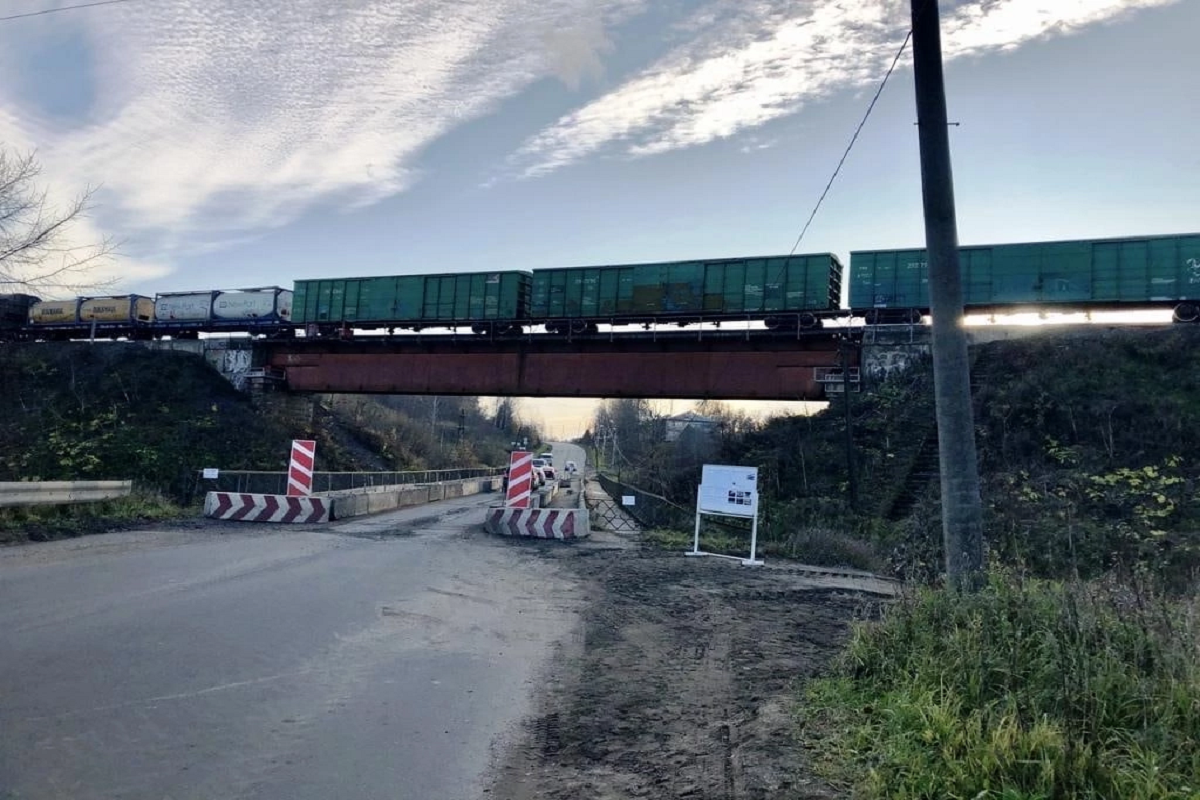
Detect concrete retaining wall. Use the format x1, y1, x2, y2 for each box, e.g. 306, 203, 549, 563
328, 476, 501, 520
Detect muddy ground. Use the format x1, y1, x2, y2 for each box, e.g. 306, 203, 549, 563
490, 527, 897, 800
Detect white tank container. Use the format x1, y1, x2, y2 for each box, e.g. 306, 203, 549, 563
155, 293, 213, 321
213, 289, 291, 320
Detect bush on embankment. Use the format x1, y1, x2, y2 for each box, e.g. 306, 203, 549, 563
801, 568, 1200, 799
0, 491, 186, 545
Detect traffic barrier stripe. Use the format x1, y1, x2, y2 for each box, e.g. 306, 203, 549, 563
484, 507, 586, 540
287, 439, 316, 497
505, 451, 533, 509
204, 491, 329, 524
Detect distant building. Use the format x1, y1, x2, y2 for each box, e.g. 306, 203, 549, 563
665, 412, 718, 442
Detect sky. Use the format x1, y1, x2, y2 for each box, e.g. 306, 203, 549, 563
1, 0, 1196, 436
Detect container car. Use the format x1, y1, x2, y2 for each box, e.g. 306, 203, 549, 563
153, 287, 294, 338
530, 253, 843, 333
0, 294, 40, 341
27, 294, 155, 339
293, 272, 531, 335
850, 233, 1200, 323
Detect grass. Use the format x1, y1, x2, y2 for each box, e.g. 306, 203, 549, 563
0, 491, 188, 545
800, 567, 1200, 799
643, 525, 887, 572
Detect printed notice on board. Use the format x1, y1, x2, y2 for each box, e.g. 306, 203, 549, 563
698, 464, 758, 518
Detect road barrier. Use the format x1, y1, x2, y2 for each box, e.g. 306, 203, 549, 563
327, 476, 502, 520
202, 476, 503, 524
203, 492, 330, 523
0, 480, 133, 508
484, 507, 588, 540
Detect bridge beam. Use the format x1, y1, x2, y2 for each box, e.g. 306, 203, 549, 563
262, 334, 850, 400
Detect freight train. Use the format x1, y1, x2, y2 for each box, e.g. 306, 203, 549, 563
1, 232, 1198, 342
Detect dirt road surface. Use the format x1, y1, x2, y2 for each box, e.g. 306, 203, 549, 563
489, 528, 897, 799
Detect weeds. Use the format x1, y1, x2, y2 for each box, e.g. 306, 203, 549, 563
801, 568, 1200, 799
0, 491, 186, 544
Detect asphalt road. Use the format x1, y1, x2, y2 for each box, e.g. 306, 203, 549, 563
547, 441, 585, 478
0, 494, 582, 800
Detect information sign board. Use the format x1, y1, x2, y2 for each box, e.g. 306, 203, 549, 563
698, 465, 758, 518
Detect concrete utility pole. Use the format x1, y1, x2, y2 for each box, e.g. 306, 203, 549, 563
910, 0, 984, 589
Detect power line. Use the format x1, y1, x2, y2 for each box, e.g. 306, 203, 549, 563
787, 27, 915, 256
0, 0, 140, 24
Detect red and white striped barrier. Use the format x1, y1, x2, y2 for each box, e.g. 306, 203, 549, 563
204, 492, 330, 524
287, 439, 316, 497
505, 451, 533, 508
484, 507, 588, 540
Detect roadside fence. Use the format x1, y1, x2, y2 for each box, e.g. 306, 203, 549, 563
194, 468, 505, 499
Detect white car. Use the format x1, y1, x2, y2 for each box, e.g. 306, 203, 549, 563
532, 458, 556, 480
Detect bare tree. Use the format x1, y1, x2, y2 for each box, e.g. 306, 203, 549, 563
0, 148, 117, 294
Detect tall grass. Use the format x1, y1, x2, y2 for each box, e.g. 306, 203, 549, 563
801, 569, 1200, 799
0, 491, 185, 544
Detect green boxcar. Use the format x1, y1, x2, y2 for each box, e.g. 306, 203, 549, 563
530, 254, 842, 322
849, 233, 1200, 318
293, 272, 531, 329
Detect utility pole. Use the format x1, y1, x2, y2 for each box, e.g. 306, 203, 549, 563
840, 337, 858, 508
911, 0, 984, 590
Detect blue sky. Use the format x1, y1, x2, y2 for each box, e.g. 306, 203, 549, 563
1, 0, 1195, 433
0, 0, 1194, 295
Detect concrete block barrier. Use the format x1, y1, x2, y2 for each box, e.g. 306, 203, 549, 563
484, 507, 589, 540
325, 476, 499, 521
204, 492, 330, 523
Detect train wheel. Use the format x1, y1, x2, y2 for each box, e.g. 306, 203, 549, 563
798, 312, 818, 329
764, 315, 783, 330
864, 309, 881, 325
1173, 303, 1199, 323
570, 319, 587, 334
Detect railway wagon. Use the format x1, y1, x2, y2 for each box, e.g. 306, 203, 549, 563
27, 294, 155, 339
0, 294, 40, 341
154, 287, 294, 338
531, 253, 843, 333
293, 272, 531, 335
849, 233, 1200, 323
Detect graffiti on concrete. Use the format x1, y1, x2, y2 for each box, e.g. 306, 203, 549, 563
862, 344, 931, 383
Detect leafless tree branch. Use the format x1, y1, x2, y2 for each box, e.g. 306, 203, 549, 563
0, 148, 120, 295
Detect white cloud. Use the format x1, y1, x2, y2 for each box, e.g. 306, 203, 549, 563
0, 0, 644, 276
510, 0, 1179, 178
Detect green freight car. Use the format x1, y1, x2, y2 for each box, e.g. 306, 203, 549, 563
531, 253, 843, 332
293, 272, 532, 334
850, 233, 1200, 323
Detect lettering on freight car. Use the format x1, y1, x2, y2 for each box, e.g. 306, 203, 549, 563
905, 260, 927, 271
88, 305, 118, 314
41, 307, 66, 316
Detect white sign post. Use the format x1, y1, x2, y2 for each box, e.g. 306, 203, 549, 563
686, 464, 763, 566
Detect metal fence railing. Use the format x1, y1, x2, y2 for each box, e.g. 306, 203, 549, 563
195, 468, 505, 498
595, 473, 693, 530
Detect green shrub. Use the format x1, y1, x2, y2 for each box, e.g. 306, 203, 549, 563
801, 568, 1200, 799
0, 491, 186, 544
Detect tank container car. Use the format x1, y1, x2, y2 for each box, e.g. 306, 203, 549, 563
0, 294, 40, 341
530, 253, 843, 332
850, 232, 1200, 323
28, 299, 80, 325
28, 295, 154, 339
293, 272, 531, 335
154, 287, 294, 336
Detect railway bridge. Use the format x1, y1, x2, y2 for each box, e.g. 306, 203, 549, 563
155, 326, 943, 399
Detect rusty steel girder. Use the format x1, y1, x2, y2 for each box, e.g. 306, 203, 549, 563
262, 332, 850, 400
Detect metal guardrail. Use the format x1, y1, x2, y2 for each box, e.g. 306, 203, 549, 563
196, 468, 505, 497
0, 480, 133, 508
